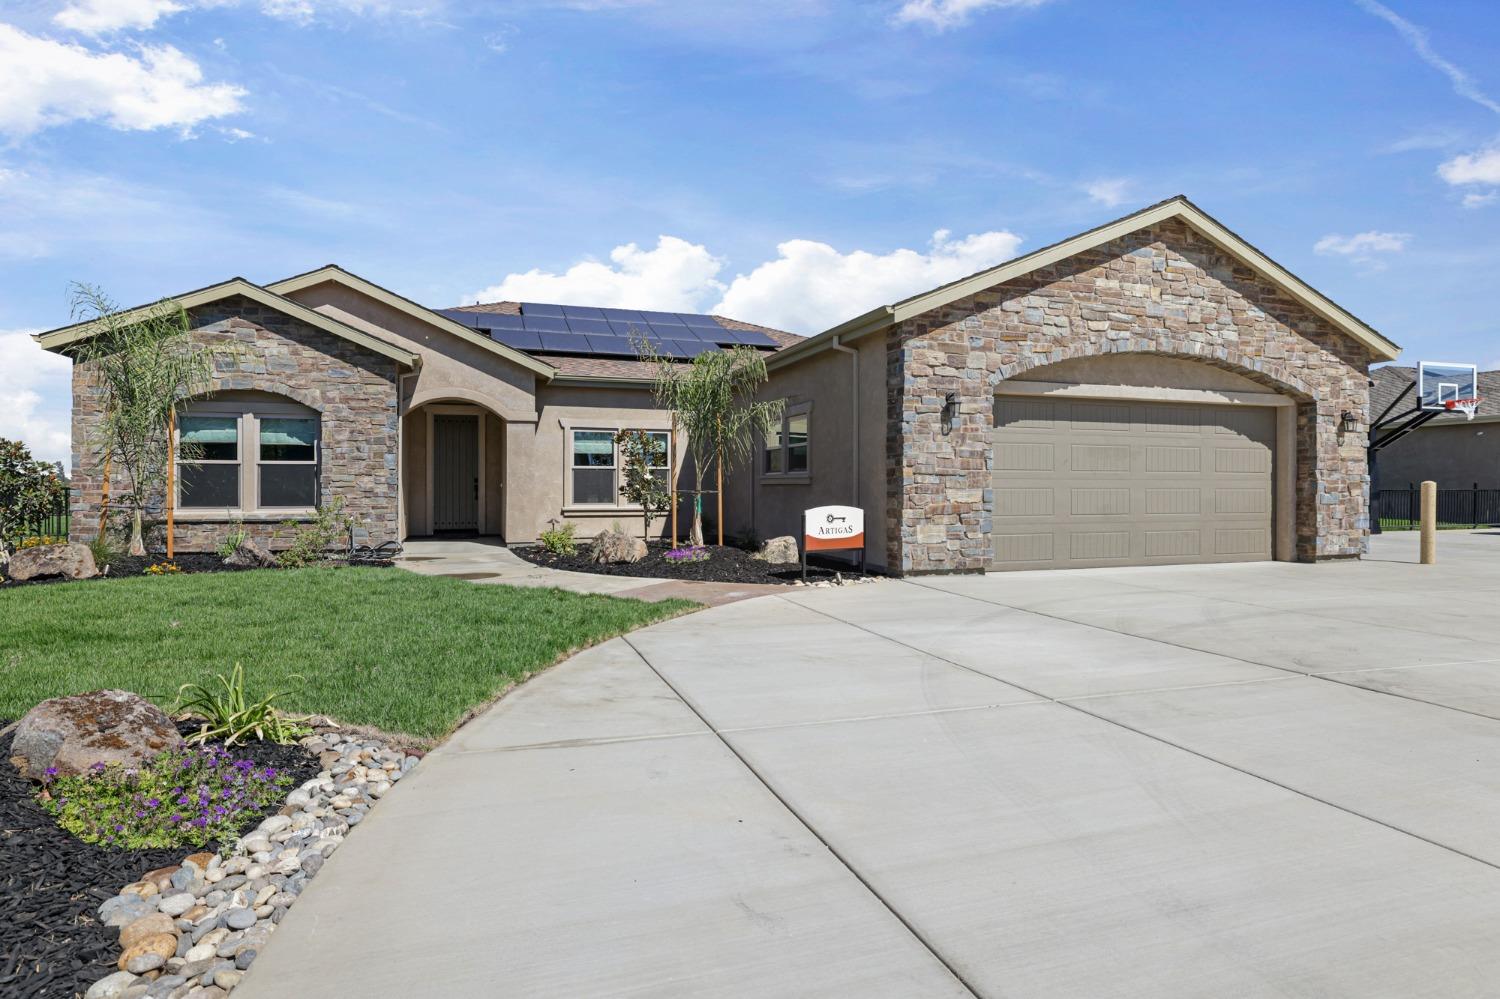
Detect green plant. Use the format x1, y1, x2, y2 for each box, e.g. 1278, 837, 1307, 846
174, 662, 313, 746
539, 522, 578, 555
215, 521, 249, 559
88, 533, 123, 568
144, 561, 181, 575
38, 744, 291, 849
615, 430, 670, 540
17, 535, 64, 549
1, 437, 66, 550
67, 284, 226, 557
641, 344, 782, 546
277, 498, 354, 568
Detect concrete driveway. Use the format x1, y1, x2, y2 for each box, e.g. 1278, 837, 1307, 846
239, 530, 1500, 998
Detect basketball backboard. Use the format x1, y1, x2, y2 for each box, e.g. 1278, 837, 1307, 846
1417, 361, 1479, 411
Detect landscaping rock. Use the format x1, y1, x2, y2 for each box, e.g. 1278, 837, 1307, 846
223, 539, 274, 569
120, 912, 177, 950
588, 527, 647, 564
85, 971, 139, 999
6, 541, 99, 581
9, 689, 183, 780
752, 535, 800, 564
119, 933, 176, 973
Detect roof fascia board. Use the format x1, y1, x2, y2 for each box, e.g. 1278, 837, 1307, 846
766, 306, 892, 371
547, 374, 655, 388
34, 279, 419, 367
267, 266, 556, 379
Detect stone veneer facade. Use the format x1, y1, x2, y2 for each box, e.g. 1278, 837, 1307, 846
885, 218, 1375, 574
70, 295, 402, 551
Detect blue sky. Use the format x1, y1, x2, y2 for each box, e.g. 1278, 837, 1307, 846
3, 0, 1498, 469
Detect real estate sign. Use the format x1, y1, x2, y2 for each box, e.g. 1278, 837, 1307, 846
804, 505, 864, 552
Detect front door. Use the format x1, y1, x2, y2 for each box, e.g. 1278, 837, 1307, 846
433, 414, 479, 531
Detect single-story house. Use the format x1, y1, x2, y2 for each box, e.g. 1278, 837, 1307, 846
38, 195, 1400, 573
1369, 366, 1500, 492
37, 266, 798, 551
724, 196, 1399, 572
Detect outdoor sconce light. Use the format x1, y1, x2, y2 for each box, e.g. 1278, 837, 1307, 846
1340, 411, 1358, 434
941, 393, 957, 435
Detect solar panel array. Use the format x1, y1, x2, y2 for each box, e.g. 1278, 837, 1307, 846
436, 303, 777, 359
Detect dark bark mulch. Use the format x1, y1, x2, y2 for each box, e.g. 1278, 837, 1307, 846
0, 721, 321, 999
2, 552, 393, 588
514, 541, 861, 585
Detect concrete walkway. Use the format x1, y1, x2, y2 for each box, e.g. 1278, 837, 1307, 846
396, 537, 785, 606
240, 530, 1500, 998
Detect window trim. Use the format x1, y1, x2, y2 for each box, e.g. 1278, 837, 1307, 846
175, 399, 321, 520
559, 420, 675, 512
760, 401, 812, 485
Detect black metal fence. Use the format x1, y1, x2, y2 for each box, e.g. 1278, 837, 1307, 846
15, 489, 71, 541
1375, 485, 1500, 530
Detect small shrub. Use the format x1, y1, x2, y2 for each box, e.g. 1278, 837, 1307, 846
277, 498, 354, 569
89, 534, 123, 568
38, 744, 291, 850
539, 522, 578, 556
174, 662, 313, 746
665, 545, 710, 564
144, 561, 181, 575
215, 521, 249, 559
17, 535, 64, 549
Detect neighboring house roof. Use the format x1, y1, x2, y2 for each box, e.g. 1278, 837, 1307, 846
33, 277, 420, 368
1371, 365, 1500, 425
770, 195, 1402, 371
266, 265, 556, 379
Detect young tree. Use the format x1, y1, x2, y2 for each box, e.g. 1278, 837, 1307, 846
0, 438, 66, 549
614, 429, 670, 541
643, 344, 782, 546
68, 284, 220, 556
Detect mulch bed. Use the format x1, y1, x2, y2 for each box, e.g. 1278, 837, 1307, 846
0, 721, 322, 999
514, 541, 862, 585
2, 552, 393, 588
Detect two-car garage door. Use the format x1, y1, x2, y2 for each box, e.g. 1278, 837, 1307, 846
990, 396, 1275, 570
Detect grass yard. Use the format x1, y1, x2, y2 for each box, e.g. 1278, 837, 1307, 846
0, 568, 695, 741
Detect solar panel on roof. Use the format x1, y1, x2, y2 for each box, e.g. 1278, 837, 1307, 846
678, 314, 724, 328
561, 305, 606, 320
601, 308, 646, 323
608, 319, 650, 337
478, 314, 525, 331
491, 329, 544, 352
539, 332, 591, 353
520, 302, 566, 318
733, 329, 777, 347
565, 317, 614, 335
436, 310, 485, 328
652, 339, 691, 359
638, 310, 685, 324
649, 322, 695, 339
584, 335, 637, 357
668, 339, 715, 357
522, 316, 570, 334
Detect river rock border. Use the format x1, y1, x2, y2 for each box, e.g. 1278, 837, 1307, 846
82, 730, 420, 999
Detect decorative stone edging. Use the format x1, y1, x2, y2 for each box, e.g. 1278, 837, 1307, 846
82, 730, 420, 999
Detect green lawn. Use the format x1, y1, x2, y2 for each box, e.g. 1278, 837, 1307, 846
0, 568, 695, 740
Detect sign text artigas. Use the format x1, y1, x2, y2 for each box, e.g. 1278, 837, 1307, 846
803, 505, 865, 552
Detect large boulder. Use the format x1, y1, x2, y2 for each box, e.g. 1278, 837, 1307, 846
588, 527, 647, 565
9, 690, 182, 781
752, 536, 800, 564
6, 542, 98, 582
224, 538, 275, 569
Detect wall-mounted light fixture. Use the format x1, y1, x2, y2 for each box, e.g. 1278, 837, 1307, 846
941, 393, 957, 435
1339, 411, 1358, 435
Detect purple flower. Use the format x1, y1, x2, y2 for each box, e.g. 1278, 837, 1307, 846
43, 766, 58, 777
90, 761, 106, 773
146, 797, 160, 808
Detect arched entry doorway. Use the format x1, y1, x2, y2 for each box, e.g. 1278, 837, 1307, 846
403, 399, 506, 538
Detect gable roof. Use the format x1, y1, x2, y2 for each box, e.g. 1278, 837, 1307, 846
1371, 365, 1500, 425
266, 265, 556, 379
769, 195, 1401, 370
34, 278, 420, 367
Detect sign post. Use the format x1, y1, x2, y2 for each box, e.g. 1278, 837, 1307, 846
802, 505, 865, 581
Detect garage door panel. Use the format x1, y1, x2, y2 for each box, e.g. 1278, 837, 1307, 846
991, 397, 1273, 570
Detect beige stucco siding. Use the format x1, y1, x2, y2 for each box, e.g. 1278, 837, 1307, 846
1375, 422, 1500, 491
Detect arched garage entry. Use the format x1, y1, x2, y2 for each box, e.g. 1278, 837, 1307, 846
988, 353, 1307, 570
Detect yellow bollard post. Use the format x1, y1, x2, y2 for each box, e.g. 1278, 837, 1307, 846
1420, 480, 1437, 565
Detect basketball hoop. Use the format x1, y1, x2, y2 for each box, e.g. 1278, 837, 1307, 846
1444, 397, 1481, 421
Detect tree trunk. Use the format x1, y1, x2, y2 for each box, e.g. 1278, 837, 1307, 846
129, 508, 146, 556
690, 495, 704, 546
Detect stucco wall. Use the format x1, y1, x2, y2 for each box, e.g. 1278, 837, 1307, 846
69, 295, 401, 551
884, 218, 1375, 574
1374, 422, 1500, 491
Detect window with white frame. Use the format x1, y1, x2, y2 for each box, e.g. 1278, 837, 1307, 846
568, 428, 673, 506
177, 397, 320, 513
763, 404, 810, 478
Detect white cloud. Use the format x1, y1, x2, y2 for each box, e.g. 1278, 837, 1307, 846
51, 0, 442, 33
1438, 146, 1500, 185
715, 229, 1023, 332
0, 330, 73, 472
1463, 191, 1497, 208
0, 24, 245, 137
1083, 178, 1131, 207
468, 228, 1025, 334
468, 236, 727, 312
54, 0, 189, 33
892, 0, 1052, 30
1313, 230, 1410, 268
1353, 0, 1500, 117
